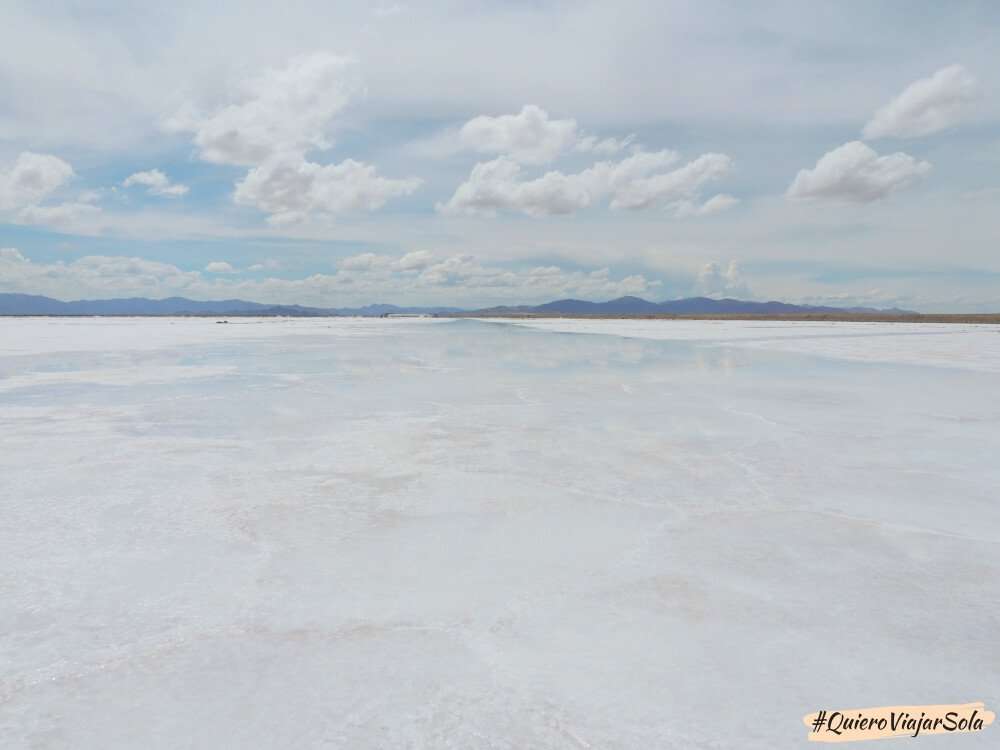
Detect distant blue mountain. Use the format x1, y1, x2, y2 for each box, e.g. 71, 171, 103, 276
474, 295, 914, 316
0, 293, 463, 317
531, 295, 665, 314
0, 294, 270, 315
0, 292, 913, 317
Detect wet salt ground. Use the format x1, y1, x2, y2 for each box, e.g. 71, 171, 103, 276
1, 317, 999, 749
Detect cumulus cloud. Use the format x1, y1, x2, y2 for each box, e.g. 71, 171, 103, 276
863, 64, 978, 140
248, 259, 281, 272
0, 151, 104, 231
166, 53, 360, 166
0, 250, 201, 299
455, 105, 638, 164
409, 254, 660, 299
439, 150, 732, 217
0, 248, 661, 307
396, 250, 434, 270
459, 105, 579, 165
786, 141, 930, 203
438, 157, 590, 217
123, 169, 189, 197
233, 154, 422, 225
0, 152, 74, 211
669, 193, 740, 218
695, 260, 750, 298
204, 261, 236, 273
337, 250, 436, 274
329, 250, 663, 300
576, 133, 636, 156
17, 202, 101, 227
609, 153, 731, 210
168, 54, 419, 224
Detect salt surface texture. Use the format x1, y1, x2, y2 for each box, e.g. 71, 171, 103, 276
1, 317, 998, 748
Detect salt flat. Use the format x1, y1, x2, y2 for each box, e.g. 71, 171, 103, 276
1, 317, 998, 748
494, 318, 1000, 373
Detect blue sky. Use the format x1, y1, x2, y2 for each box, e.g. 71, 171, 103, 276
1, 0, 998, 310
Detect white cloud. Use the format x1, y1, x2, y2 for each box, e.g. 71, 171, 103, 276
123, 169, 189, 197
0, 151, 104, 231
337, 250, 442, 274
439, 150, 731, 217
669, 193, 740, 218
0, 251, 202, 299
17, 202, 101, 227
0, 249, 662, 307
233, 154, 422, 225
459, 105, 579, 165
0, 152, 74, 211
166, 52, 360, 166
863, 64, 978, 140
454, 105, 639, 165
609, 152, 731, 210
167, 54, 417, 224
598, 149, 681, 190
576, 133, 636, 156
248, 259, 281, 272
786, 141, 930, 203
326, 251, 663, 300
396, 250, 434, 270
695, 260, 750, 298
204, 261, 236, 273
438, 157, 591, 217
408, 254, 661, 299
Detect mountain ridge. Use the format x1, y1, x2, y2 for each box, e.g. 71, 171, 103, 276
468, 295, 916, 316
0, 292, 916, 317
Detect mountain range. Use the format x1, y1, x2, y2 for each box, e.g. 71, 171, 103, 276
0, 292, 914, 317
471, 295, 914, 316
0, 293, 463, 317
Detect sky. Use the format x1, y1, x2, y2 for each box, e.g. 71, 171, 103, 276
0, 0, 998, 311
